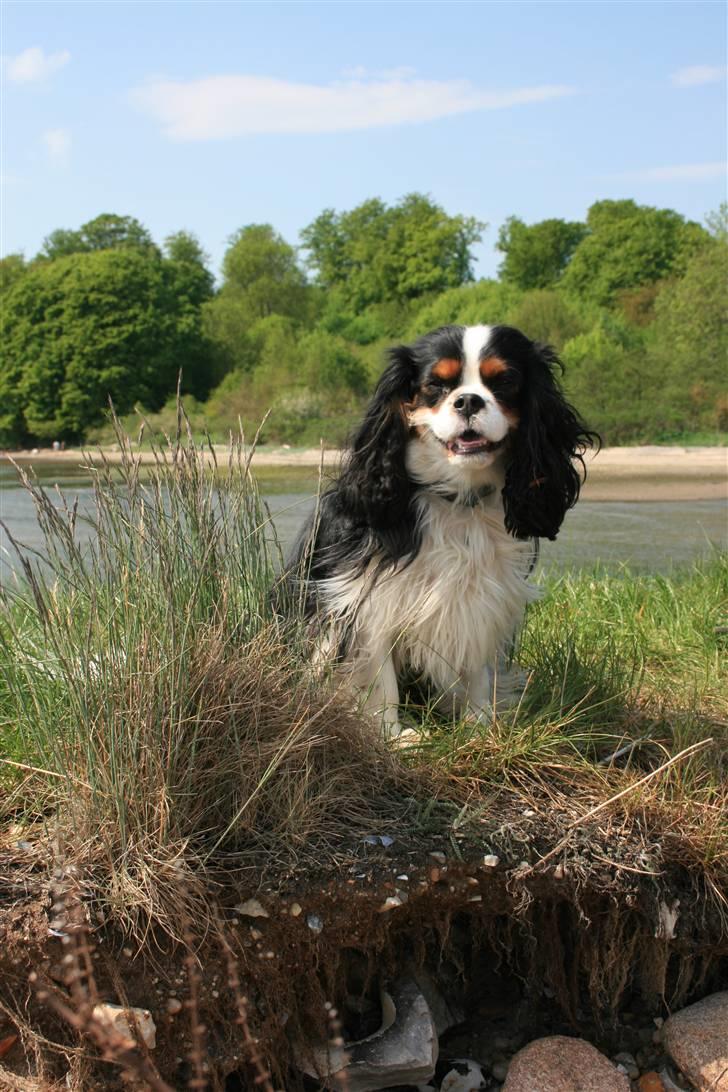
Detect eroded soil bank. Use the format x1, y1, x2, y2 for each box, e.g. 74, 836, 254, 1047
2, 787, 726, 1090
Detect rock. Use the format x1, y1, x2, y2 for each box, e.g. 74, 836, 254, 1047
235, 898, 268, 918
296, 977, 437, 1091
662, 991, 728, 1091
289, 902, 302, 916
407, 966, 464, 1036
502, 1036, 630, 1092
614, 1050, 640, 1079
658, 1069, 689, 1092
92, 1003, 156, 1049
166, 998, 183, 1016
491, 1060, 510, 1081
638, 1074, 667, 1092
655, 899, 680, 939
441, 1058, 487, 1091
482, 855, 500, 868
378, 895, 405, 912
306, 913, 323, 933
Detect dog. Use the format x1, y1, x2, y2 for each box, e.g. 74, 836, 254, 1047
284, 323, 597, 738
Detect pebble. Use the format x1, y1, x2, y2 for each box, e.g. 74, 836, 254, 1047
501, 1036, 630, 1092
289, 902, 302, 917
638, 1074, 667, 1092
614, 1051, 640, 1079
235, 898, 268, 919
166, 998, 183, 1016
662, 991, 728, 1091
306, 913, 323, 933
92, 1004, 156, 1050
378, 895, 405, 912
482, 855, 499, 868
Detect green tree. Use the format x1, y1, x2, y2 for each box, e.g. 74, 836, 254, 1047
561, 200, 708, 306
508, 289, 587, 348
220, 224, 311, 324
705, 201, 728, 242
40, 213, 159, 260
0, 249, 203, 444
161, 232, 219, 397
0, 253, 28, 296
408, 278, 522, 335
496, 216, 587, 290
561, 316, 654, 441
649, 240, 728, 431
301, 193, 484, 311
202, 225, 312, 377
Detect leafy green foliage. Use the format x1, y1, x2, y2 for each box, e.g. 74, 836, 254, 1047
220, 223, 312, 324
2, 198, 725, 449
561, 200, 708, 306
302, 193, 484, 311
40, 213, 159, 260
496, 216, 587, 289
0, 248, 211, 444
649, 240, 728, 432
408, 278, 522, 334
0, 253, 28, 296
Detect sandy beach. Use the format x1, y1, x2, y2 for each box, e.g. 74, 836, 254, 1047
3, 444, 726, 502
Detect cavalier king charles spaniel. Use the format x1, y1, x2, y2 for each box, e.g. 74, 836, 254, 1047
284, 323, 597, 738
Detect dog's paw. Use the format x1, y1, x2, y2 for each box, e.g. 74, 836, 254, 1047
388, 726, 422, 749
493, 664, 532, 710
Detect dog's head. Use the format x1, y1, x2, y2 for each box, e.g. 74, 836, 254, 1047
340, 323, 598, 542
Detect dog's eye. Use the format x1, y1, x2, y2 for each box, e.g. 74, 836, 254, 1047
423, 377, 447, 393
491, 373, 519, 393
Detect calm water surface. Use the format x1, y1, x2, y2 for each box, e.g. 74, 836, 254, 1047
1, 462, 726, 584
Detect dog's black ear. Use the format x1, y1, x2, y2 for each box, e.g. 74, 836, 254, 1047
338, 344, 417, 533
503, 342, 599, 541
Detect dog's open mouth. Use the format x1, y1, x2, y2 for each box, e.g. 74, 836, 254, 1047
445, 430, 504, 456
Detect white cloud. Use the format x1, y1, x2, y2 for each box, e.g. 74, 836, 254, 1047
130, 72, 576, 141
611, 162, 727, 182
43, 128, 71, 168
671, 65, 726, 87
6, 46, 71, 83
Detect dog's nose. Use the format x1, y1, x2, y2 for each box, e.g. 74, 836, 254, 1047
453, 393, 486, 417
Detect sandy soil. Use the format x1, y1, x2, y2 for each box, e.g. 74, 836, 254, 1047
3, 444, 726, 502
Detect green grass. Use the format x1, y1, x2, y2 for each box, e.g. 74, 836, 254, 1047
1, 418, 726, 939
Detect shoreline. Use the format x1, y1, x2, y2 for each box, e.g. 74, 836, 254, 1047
2, 445, 726, 503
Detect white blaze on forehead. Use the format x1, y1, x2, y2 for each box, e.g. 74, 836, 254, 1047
461, 325, 492, 386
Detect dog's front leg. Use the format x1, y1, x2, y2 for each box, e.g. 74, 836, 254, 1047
463, 658, 528, 721
349, 648, 402, 739
459, 666, 495, 724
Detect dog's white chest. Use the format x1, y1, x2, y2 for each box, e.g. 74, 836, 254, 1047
322, 498, 535, 687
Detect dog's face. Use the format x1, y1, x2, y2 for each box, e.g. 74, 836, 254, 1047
342, 323, 597, 542
405, 324, 523, 484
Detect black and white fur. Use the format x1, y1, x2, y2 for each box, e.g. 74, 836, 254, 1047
284, 323, 597, 738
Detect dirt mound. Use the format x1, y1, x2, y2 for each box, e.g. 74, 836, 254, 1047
2, 785, 726, 1090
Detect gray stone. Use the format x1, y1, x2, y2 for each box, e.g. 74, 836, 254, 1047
297, 977, 437, 1091
662, 991, 728, 1091
502, 1036, 630, 1092
91, 1003, 156, 1049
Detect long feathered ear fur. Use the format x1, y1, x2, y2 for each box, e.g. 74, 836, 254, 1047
503, 342, 600, 541
337, 344, 417, 535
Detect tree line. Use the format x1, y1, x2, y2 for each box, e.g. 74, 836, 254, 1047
1, 197, 725, 449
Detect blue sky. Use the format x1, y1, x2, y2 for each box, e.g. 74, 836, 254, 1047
2, 0, 726, 279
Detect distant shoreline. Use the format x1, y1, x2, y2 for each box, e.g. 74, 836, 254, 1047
2, 444, 726, 503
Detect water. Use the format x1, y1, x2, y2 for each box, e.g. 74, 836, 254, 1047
1, 462, 726, 584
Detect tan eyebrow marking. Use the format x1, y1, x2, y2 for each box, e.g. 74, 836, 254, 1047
431, 357, 462, 381
480, 355, 508, 380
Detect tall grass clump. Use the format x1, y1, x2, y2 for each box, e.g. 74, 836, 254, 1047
0, 413, 408, 938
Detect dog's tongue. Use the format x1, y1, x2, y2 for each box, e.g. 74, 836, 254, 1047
448, 431, 493, 454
